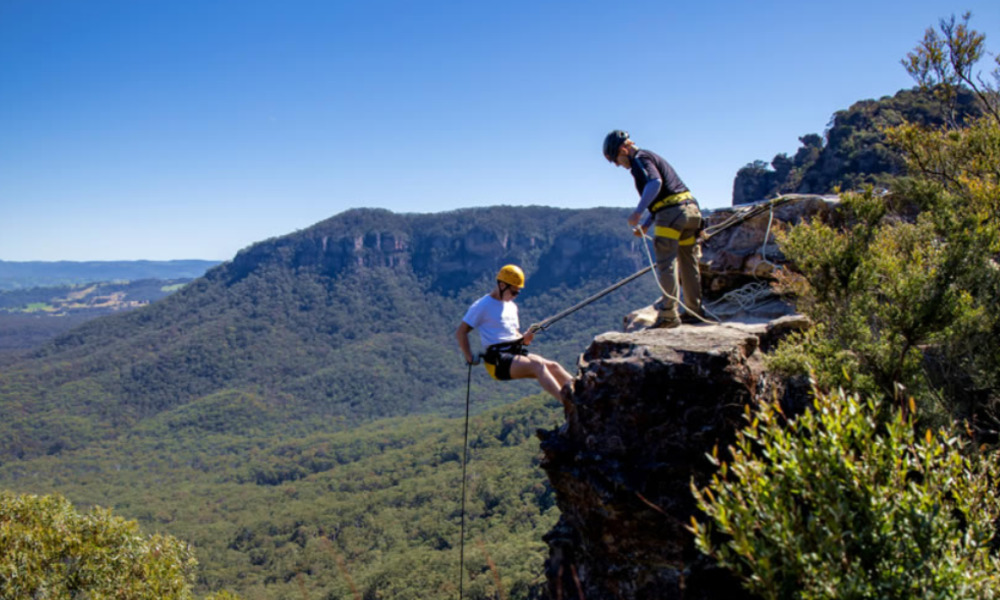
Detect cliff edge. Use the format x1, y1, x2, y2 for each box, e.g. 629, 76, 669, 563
539, 317, 808, 599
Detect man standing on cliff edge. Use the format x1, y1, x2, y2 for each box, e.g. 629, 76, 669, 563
603, 130, 704, 328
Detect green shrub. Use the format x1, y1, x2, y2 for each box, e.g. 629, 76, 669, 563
0, 491, 197, 599
770, 14, 1000, 428
691, 388, 1000, 600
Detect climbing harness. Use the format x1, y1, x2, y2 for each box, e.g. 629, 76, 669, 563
481, 340, 529, 380
647, 190, 695, 214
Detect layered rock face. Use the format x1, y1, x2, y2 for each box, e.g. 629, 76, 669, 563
699, 195, 836, 298
221, 206, 648, 295
540, 319, 807, 599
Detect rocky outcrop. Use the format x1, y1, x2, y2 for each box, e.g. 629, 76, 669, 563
533, 197, 826, 599
730, 87, 984, 206
540, 317, 809, 599
699, 195, 836, 298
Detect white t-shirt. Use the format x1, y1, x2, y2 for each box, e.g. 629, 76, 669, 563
462, 294, 521, 349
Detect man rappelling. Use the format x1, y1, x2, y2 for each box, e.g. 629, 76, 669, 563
604, 130, 705, 328
456, 265, 573, 402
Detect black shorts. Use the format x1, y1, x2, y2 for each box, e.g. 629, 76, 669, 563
483, 341, 528, 381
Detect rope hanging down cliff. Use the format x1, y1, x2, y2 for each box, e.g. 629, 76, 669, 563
459, 361, 473, 600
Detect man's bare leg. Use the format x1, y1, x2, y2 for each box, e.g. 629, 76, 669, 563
509, 354, 572, 401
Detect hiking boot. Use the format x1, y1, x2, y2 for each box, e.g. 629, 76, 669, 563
680, 312, 705, 325
650, 315, 681, 329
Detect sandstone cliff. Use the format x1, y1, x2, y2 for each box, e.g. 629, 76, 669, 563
540, 318, 808, 599
536, 197, 831, 599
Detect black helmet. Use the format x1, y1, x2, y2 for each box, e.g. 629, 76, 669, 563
603, 130, 629, 162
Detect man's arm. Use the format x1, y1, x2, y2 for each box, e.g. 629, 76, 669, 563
629, 178, 661, 227
456, 321, 476, 364
634, 178, 662, 215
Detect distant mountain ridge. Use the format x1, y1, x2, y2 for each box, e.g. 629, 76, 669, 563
0, 205, 659, 461
223, 206, 647, 293
0, 259, 220, 290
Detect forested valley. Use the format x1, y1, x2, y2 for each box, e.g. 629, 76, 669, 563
0, 206, 658, 599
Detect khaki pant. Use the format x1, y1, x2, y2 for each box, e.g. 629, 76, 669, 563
652, 203, 703, 320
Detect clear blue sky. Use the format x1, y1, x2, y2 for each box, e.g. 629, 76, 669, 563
2, 0, 997, 261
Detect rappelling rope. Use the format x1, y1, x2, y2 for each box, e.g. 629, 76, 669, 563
701, 193, 835, 240
702, 194, 789, 239
758, 197, 779, 272
458, 361, 473, 600
704, 281, 774, 314
526, 265, 653, 333
635, 229, 720, 324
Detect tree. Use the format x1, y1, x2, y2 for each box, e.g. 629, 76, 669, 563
769, 14, 1000, 429
902, 12, 1000, 123
0, 491, 200, 599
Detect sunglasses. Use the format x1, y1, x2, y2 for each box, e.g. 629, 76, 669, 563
509, 288, 520, 297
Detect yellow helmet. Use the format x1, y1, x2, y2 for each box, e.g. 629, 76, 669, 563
496, 264, 525, 288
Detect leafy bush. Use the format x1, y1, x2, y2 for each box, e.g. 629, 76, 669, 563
691, 387, 1000, 600
0, 491, 198, 599
769, 189, 973, 415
